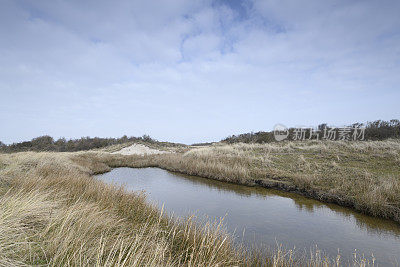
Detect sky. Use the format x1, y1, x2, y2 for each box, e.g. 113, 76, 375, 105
1, 0, 399, 144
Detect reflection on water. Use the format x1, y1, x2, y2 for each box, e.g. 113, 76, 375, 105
96, 167, 400, 265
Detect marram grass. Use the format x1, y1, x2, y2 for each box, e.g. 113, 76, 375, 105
0, 150, 379, 266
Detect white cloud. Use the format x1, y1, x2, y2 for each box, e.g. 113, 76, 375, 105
0, 0, 399, 144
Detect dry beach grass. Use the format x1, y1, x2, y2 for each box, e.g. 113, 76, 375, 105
0, 140, 393, 266
96, 140, 400, 223
0, 152, 243, 266
159, 140, 400, 223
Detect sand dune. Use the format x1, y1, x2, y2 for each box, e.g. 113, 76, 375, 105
112, 143, 168, 155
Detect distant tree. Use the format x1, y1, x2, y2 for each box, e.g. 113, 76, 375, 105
222, 131, 274, 144
31, 136, 55, 150
0, 134, 172, 153
221, 119, 400, 143
121, 135, 128, 143
318, 123, 328, 131
55, 137, 67, 152
141, 134, 156, 143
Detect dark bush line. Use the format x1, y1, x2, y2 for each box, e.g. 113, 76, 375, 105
222, 119, 400, 144
0, 134, 158, 153
2, 119, 399, 152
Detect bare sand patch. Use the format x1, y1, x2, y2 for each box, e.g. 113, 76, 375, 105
112, 143, 168, 155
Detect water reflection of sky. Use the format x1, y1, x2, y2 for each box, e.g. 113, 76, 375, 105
96, 167, 400, 265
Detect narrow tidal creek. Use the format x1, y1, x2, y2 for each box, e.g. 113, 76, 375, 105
96, 167, 400, 265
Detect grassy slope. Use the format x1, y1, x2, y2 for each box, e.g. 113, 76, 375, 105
100, 140, 400, 223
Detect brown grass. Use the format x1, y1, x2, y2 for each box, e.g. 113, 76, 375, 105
0, 152, 244, 266
163, 140, 400, 223
0, 149, 380, 266
95, 140, 400, 223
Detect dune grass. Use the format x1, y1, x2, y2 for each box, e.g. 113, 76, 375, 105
0, 150, 378, 266
169, 140, 400, 223
0, 152, 244, 266
96, 140, 400, 223
179, 140, 400, 223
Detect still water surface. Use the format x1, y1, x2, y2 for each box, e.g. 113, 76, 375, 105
96, 167, 400, 265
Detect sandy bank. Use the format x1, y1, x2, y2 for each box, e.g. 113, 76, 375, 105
112, 143, 169, 155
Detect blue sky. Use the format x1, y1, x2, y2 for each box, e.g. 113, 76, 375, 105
1, 0, 399, 144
